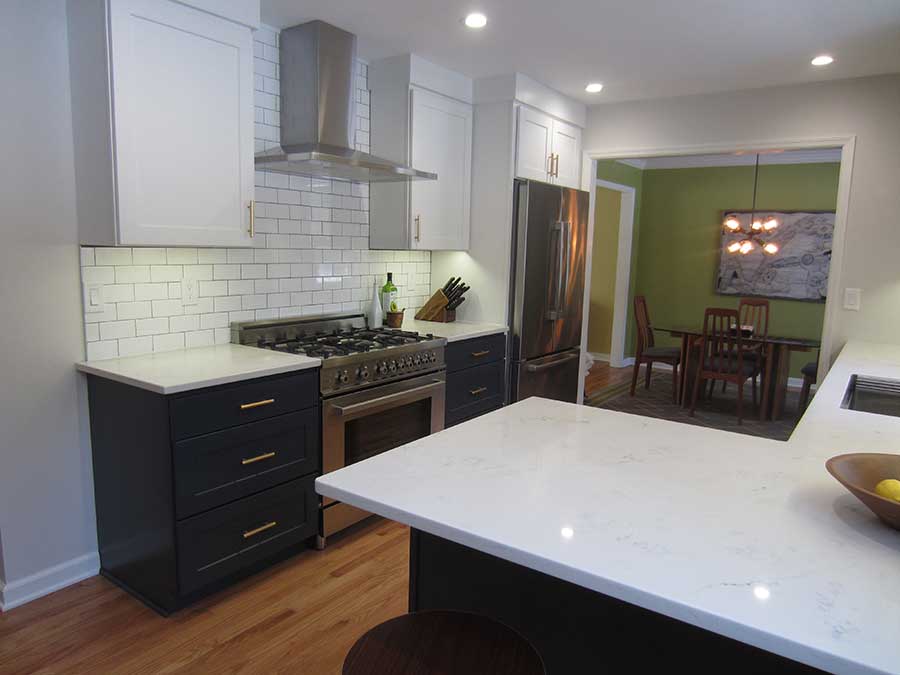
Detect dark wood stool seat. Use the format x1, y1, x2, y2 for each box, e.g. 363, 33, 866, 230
343, 610, 545, 675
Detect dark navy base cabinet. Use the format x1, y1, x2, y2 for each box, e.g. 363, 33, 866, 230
86, 370, 320, 614
445, 333, 506, 427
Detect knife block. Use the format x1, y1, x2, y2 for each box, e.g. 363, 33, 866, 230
414, 289, 450, 321
426, 308, 456, 323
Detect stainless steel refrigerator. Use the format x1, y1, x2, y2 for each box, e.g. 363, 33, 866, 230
508, 180, 589, 403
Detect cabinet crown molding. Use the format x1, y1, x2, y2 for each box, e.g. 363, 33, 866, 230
474, 73, 586, 128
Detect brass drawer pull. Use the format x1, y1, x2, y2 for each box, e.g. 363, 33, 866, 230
470, 387, 488, 396
241, 451, 276, 465
471, 350, 490, 358
243, 521, 277, 539
240, 398, 275, 410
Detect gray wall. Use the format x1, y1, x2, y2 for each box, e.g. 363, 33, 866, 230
0, 0, 97, 598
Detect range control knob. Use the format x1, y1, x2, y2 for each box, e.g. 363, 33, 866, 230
339, 369, 350, 384
413, 355, 422, 365
388, 360, 397, 372
376, 361, 388, 375
357, 366, 370, 381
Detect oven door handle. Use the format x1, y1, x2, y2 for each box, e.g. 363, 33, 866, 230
331, 379, 445, 416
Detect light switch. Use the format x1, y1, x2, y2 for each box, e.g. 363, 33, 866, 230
843, 287, 861, 311
84, 284, 104, 313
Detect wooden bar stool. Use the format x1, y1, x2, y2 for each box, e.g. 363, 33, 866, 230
343, 610, 545, 675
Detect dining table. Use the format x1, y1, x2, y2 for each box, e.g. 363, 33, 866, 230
655, 326, 820, 421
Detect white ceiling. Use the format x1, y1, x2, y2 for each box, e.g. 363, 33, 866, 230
618, 148, 843, 170
260, 0, 900, 104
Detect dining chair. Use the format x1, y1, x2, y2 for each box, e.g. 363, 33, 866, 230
689, 308, 762, 424
719, 297, 770, 402
799, 360, 818, 413
630, 295, 681, 402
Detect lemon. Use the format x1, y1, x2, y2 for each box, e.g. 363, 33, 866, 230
874, 479, 900, 502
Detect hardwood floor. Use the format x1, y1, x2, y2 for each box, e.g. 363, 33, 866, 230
584, 360, 632, 398
0, 519, 409, 675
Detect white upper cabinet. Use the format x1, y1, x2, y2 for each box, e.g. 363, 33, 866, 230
516, 107, 554, 182
550, 119, 582, 189
369, 55, 473, 251
408, 88, 472, 251
515, 106, 583, 189
68, 0, 257, 247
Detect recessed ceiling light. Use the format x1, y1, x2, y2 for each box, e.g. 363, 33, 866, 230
464, 12, 487, 29
585, 83, 604, 93
811, 55, 834, 66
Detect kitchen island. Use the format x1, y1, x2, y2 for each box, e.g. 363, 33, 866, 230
317, 340, 900, 674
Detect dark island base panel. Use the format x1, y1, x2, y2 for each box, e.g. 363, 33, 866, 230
408, 530, 823, 675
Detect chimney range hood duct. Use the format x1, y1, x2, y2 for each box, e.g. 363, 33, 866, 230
255, 21, 436, 183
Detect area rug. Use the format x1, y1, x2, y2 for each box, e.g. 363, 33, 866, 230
586, 371, 801, 442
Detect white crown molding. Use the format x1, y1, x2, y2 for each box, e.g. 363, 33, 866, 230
616, 148, 841, 170
0, 553, 99, 612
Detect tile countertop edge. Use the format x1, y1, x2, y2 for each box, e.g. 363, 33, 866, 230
315, 478, 863, 675
75, 344, 321, 395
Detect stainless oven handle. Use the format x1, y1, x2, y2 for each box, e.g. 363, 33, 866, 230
331, 379, 445, 416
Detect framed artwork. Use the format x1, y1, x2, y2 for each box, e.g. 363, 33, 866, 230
716, 210, 834, 301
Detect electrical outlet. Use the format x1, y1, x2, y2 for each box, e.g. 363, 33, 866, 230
843, 287, 862, 311
182, 278, 199, 306
83, 283, 104, 313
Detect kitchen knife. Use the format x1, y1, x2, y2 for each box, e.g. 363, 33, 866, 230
447, 294, 466, 310
444, 277, 461, 296
441, 277, 455, 293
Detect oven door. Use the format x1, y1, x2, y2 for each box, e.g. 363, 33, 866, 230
321, 371, 446, 533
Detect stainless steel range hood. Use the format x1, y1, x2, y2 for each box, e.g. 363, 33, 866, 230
255, 21, 436, 183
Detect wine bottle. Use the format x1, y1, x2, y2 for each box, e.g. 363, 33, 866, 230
381, 272, 398, 313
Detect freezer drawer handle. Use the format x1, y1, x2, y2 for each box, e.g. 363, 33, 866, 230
525, 352, 579, 373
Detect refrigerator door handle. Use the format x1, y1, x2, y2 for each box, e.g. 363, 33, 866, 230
525, 350, 580, 372
547, 221, 565, 321
560, 220, 572, 319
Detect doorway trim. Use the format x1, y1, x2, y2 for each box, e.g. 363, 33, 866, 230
577, 135, 856, 400
594, 179, 636, 368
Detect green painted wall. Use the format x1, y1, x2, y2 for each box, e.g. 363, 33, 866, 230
591, 161, 644, 356
634, 162, 839, 378
587, 186, 621, 354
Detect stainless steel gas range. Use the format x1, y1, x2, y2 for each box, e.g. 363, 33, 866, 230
232, 314, 446, 547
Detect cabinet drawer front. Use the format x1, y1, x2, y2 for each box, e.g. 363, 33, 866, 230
176, 476, 317, 595
446, 361, 505, 425
174, 409, 320, 519
170, 370, 318, 440
445, 333, 506, 373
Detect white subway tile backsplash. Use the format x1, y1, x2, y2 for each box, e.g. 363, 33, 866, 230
78, 45, 430, 361
131, 248, 167, 265
136, 317, 169, 336
119, 336, 154, 357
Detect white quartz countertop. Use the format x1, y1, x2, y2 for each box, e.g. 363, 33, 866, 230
76, 343, 320, 394
400, 317, 507, 342
317, 340, 900, 675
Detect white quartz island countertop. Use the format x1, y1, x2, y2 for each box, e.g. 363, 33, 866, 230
76, 343, 320, 394
399, 317, 507, 342
317, 340, 900, 675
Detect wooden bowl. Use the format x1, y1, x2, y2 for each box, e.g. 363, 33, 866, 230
826, 453, 900, 530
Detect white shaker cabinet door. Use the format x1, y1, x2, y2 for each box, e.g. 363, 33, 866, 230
515, 106, 553, 183
109, 0, 255, 246
551, 118, 582, 189
409, 88, 472, 251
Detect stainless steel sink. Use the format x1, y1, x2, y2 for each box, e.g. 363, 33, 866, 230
842, 374, 900, 418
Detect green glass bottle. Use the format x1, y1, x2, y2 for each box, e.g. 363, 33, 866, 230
381, 272, 398, 313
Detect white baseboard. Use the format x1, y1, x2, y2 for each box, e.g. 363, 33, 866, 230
0, 552, 99, 612
588, 352, 610, 362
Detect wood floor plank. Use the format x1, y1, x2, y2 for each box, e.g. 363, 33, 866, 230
0, 518, 409, 675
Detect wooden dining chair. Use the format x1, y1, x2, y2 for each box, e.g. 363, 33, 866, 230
799, 361, 818, 413
689, 308, 762, 424
720, 297, 770, 401
630, 295, 681, 402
